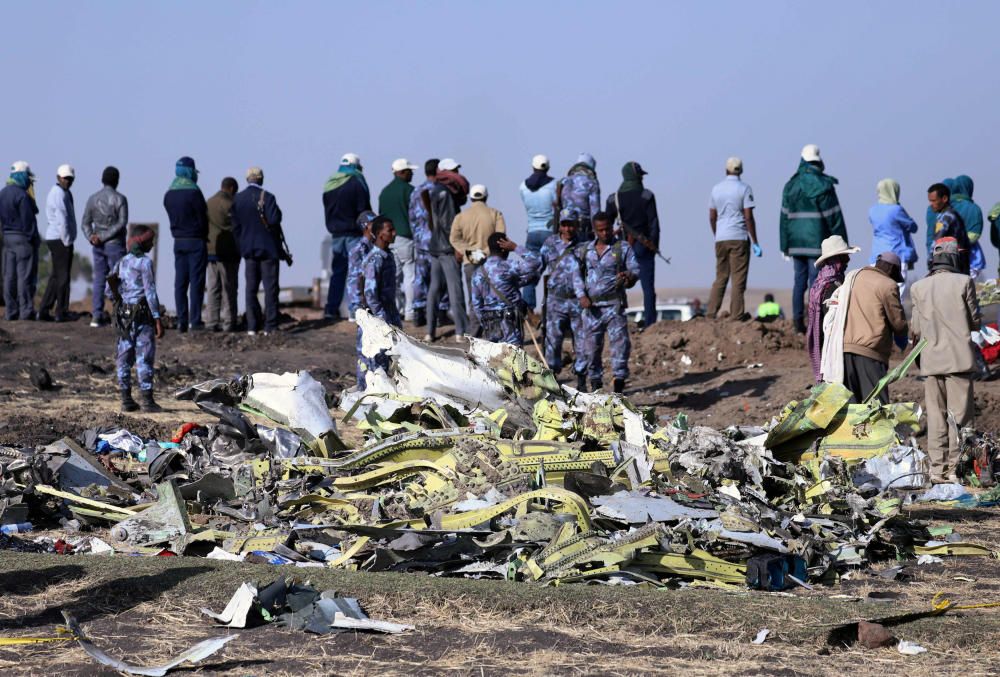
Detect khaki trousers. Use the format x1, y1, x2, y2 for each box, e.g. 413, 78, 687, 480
924, 373, 974, 479
706, 240, 750, 318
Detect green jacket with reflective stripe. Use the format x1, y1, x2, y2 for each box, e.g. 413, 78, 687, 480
779, 160, 848, 257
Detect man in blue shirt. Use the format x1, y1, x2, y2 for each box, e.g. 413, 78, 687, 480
559, 153, 601, 241
541, 208, 587, 389
579, 212, 640, 393
707, 157, 761, 321
471, 232, 542, 345
928, 182, 971, 275
519, 154, 558, 310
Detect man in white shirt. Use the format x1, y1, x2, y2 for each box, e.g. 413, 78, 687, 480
707, 157, 760, 321
39, 164, 77, 321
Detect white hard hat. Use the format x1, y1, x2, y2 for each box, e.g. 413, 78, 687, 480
56, 164, 75, 178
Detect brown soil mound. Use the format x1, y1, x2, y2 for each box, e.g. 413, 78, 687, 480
632, 317, 805, 376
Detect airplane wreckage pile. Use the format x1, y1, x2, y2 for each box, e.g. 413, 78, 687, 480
3, 311, 999, 591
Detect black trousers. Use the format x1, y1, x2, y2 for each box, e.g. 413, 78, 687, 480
245, 257, 280, 332
843, 352, 888, 405
39, 240, 73, 319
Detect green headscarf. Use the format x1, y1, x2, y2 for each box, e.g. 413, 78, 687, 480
324, 164, 367, 193
877, 178, 900, 205
618, 162, 644, 193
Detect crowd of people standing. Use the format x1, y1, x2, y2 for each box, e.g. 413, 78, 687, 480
0, 147, 998, 475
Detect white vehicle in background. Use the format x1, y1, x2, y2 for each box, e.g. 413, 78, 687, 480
624, 299, 700, 324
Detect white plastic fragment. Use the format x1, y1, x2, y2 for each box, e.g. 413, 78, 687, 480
201, 582, 258, 628
917, 554, 943, 565
331, 612, 414, 634
87, 537, 114, 555
897, 640, 928, 656
752, 628, 770, 644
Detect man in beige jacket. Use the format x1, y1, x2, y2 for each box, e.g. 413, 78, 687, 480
842, 251, 908, 404
449, 184, 506, 335
910, 238, 980, 483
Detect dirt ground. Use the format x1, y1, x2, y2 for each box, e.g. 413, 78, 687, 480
2, 310, 1000, 674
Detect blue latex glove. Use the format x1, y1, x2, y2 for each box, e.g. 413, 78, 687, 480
752, 243, 763, 257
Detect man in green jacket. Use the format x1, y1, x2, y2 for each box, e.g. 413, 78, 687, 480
780, 144, 848, 333
378, 158, 417, 321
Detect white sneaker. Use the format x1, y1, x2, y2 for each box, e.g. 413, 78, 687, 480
247, 330, 257, 336
89, 320, 101, 328
423, 334, 433, 342
455, 335, 464, 344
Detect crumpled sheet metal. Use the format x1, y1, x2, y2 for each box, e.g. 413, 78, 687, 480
63, 611, 236, 676
243, 371, 336, 444
203, 579, 414, 634
352, 310, 550, 430
6, 327, 979, 592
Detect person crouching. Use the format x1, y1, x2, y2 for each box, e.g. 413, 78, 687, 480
109, 225, 164, 412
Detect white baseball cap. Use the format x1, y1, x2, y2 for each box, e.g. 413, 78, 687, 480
340, 153, 361, 167
56, 164, 75, 178
391, 158, 418, 173
470, 184, 488, 200
438, 158, 460, 171
531, 154, 549, 171
801, 144, 822, 163
10, 161, 34, 177
725, 157, 743, 174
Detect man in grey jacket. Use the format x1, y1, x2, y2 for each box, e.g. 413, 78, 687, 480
909, 237, 981, 484
81, 166, 128, 326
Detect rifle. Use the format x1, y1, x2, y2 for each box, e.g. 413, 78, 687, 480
257, 190, 293, 266
613, 192, 671, 265
540, 272, 549, 348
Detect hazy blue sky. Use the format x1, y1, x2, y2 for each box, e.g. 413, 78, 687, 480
7, 1, 1000, 309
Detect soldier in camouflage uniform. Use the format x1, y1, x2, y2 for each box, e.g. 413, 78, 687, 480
579, 212, 639, 393
409, 159, 448, 326
541, 207, 587, 389
357, 216, 401, 385
109, 225, 164, 412
558, 153, 601, 241
471, 232, 542, 345
346, 210, 377, 320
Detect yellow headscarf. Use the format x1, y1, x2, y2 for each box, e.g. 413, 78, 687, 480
877, 178, 900, 205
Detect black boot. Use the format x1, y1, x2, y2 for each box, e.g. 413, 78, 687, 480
139, 389, 163, 413
413, 308, 426, 328
120, 388, 139, 413
590, 379, 603, 392
576, 372, 588, 392
613, 377, 626, 394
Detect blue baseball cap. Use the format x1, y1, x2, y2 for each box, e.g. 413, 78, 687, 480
559, 207, 580, 223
